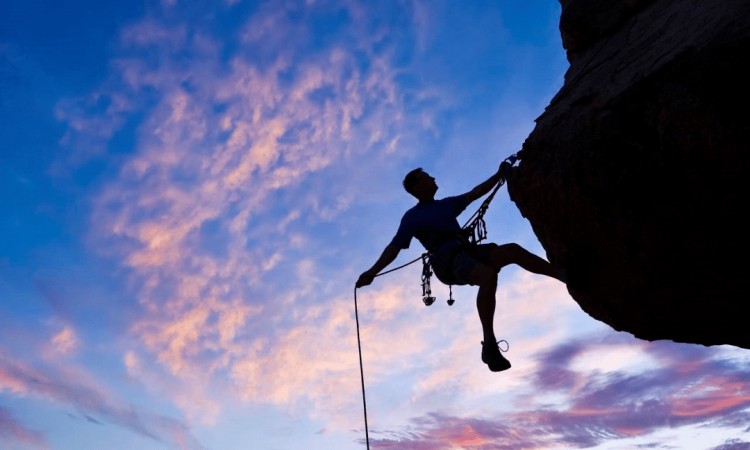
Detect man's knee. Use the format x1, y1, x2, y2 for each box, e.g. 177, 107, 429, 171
468, 263, 497, 286
490, 243, 523, 268
495, 242, 523, 254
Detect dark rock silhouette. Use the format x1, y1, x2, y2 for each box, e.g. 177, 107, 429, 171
507, 0, 750, 348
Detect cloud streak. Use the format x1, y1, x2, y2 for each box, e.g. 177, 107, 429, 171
0, 349, 203, 449
368, 337, 750, 449
0, 406, 49, 450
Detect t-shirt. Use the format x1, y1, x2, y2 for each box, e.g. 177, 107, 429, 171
388, 194, 472, 251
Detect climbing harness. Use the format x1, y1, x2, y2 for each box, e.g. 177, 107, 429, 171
352, 153, 519, 449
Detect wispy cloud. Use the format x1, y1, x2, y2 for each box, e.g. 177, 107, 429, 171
0, 349, 203, 449
50, 0, 446, 431
0, 406, 49, 450
368, 337, 750, 449
49, 324, 81, 355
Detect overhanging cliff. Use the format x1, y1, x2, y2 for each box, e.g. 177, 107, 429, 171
507, 0, 750, 348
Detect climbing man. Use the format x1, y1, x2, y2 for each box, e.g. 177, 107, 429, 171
355, 161, 567, 372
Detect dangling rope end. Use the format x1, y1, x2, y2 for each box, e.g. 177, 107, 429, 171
352, 286, 371, 449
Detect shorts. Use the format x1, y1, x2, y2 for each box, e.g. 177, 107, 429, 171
429, 241, 497, 286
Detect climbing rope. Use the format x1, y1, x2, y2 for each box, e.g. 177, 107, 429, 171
352, 153, 518, 448
352, 286, 370, 450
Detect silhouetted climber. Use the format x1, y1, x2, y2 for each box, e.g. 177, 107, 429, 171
356, 162, 567, 372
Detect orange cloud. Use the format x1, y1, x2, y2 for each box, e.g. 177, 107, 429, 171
50, 325, 80, 355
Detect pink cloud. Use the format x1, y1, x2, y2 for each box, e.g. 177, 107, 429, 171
120, 19, 187, 49
0, 407, 49, 450
48, 2, 474, 442
670, 378, 750, 417
51, 4, 426, 429
0, 349, 203, 449
367, 337, 750, 449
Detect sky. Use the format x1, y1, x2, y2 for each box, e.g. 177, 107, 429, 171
1, 1, 749, 449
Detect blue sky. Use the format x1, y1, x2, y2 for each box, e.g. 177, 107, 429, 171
1, 1, 749, 449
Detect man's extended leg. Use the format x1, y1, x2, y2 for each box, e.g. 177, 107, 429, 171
489, 243, 566, 282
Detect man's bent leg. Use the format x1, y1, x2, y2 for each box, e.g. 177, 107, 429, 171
490, 243, 565, 282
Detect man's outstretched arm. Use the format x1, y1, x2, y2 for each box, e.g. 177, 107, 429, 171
356, 245, 401, 287
462, 163, 504, 203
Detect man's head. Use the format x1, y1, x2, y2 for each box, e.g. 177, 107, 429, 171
403, 168, 437, 201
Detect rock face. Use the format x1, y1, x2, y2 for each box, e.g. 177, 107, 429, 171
507, 0, 750, 349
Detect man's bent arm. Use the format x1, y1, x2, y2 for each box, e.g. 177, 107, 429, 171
463, 167, 502, 203
356, 245, 401, 287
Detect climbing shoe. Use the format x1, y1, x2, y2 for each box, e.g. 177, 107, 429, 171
481, 341, 511, 372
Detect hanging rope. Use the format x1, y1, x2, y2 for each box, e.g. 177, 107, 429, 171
352, 286, 370, 450
351, 153, 519, 448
